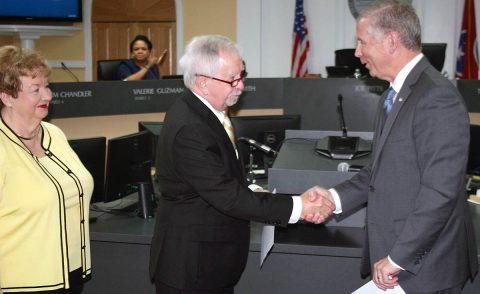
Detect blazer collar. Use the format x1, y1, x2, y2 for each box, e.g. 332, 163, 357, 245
371, 57, 430, 170
183, 90, 241, 164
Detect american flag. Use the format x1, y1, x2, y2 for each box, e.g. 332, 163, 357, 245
291, 0, 310, 77
455, 0, 479, 79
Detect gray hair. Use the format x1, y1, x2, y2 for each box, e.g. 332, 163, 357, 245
359, 0, 421, 51
179, 35, 241, 89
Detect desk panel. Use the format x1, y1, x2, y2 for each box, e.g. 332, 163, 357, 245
86, 205, 480, 294
48, 79, 284, 119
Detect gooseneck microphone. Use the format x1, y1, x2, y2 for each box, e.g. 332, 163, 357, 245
337, 94, 348, 137
61, 62, 80, 82
238, 137, 278, 156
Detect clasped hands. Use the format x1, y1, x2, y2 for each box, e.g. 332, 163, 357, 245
299, 186, 335, 224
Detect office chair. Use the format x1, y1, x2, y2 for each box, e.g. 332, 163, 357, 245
421, 43, 447, 72
97, 59, 126, 81
334, 48, 369, 77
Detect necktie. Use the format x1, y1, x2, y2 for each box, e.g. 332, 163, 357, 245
223, 111, 236, 145
384, 87, 396, 115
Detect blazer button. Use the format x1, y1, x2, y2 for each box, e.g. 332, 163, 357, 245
368, 185, 374, 192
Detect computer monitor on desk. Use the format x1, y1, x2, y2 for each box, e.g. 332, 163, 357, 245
468, 124, 480, 175
104, 131, 155, 218
138, 121, 164, 163
68, 137, 106, 204
231, 115, 301, 173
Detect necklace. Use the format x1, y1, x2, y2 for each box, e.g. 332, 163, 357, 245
17, 125, 41, 140
0, 114, 41, 141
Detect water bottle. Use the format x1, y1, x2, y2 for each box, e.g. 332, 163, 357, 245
353, 68, 362, 79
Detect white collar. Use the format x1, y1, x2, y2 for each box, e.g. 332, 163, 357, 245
390, 53, 423, 93
192, 91, 226, 123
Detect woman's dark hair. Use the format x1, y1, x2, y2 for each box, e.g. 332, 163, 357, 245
129, 35, 153, 52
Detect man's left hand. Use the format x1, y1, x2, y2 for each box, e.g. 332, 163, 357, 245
373, 257, 401, 290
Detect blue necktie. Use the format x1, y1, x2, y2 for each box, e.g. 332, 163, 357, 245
384, 87, 396, 115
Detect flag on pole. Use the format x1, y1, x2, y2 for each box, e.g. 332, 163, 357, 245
455, 0, 479, 80
291, 0, 310, 77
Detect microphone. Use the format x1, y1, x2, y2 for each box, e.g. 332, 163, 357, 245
61, 62, 80, 82
238, 137, 278, 156
337, 162, 363, 172
337, 94, 348, 137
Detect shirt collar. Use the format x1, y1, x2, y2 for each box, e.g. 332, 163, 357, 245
192, 91, 226, 124
390, 53, 423, 93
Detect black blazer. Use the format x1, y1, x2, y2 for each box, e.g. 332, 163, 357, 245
149, 90, 293, 290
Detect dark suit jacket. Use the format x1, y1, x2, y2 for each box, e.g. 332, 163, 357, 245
335, 57, 478, 292
149, 90, 293, 290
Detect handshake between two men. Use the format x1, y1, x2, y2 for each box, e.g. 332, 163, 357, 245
299, 186, 335, 224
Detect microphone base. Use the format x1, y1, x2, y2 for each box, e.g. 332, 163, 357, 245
315, 136, 371, 160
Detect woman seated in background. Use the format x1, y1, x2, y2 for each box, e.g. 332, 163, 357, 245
0, 45, 93, 293
117, 34, 167, 81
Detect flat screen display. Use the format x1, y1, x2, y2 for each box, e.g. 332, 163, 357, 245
68, 136, 106, 203
0, 0, 82, 23
104, 131, 153, 203
468, 124, 480, 175
231, 115, 301, 170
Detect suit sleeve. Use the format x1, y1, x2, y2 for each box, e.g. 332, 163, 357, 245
171, 122, 293, 227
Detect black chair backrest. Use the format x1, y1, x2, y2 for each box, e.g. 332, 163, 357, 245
421, 43, 447, 72
97, 59, 125, 81
334, 49, 369, 77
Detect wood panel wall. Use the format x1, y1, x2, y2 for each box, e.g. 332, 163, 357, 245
91, 0, 176, 80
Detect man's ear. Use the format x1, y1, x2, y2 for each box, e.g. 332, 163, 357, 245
386, 31, 400, 54
195, 76, 209, 95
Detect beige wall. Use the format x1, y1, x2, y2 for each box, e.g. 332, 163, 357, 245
0, 0, 236, 83
182, 0, 236, 45
0, 0, 240, 139
0, 24, 85, 83
0, 35, 19, 47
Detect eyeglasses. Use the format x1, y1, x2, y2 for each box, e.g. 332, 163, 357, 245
196, 70, 248, 87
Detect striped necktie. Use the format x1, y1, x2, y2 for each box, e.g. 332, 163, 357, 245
384, 87, 396, 115
223, 111, 236, 146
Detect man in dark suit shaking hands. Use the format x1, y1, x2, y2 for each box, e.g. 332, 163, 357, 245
149, 35, 334, 294
308, 1, 478, 293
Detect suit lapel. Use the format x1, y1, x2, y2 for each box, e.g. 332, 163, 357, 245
183, 91, 243, 173
370, 57, 430, 172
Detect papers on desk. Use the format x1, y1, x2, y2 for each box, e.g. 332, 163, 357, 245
260, 225, 274, 267
260, 188, 276, 267
352, 281, 405, 294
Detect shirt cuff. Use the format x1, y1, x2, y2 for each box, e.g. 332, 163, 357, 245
328, 188, 343, 214
388, 256, 405, 271
288, 196, 302, 223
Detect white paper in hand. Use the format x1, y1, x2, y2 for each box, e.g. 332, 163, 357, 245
352, 280, 405, 294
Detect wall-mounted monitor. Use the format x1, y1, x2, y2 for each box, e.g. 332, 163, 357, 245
0, 0, 82, 23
